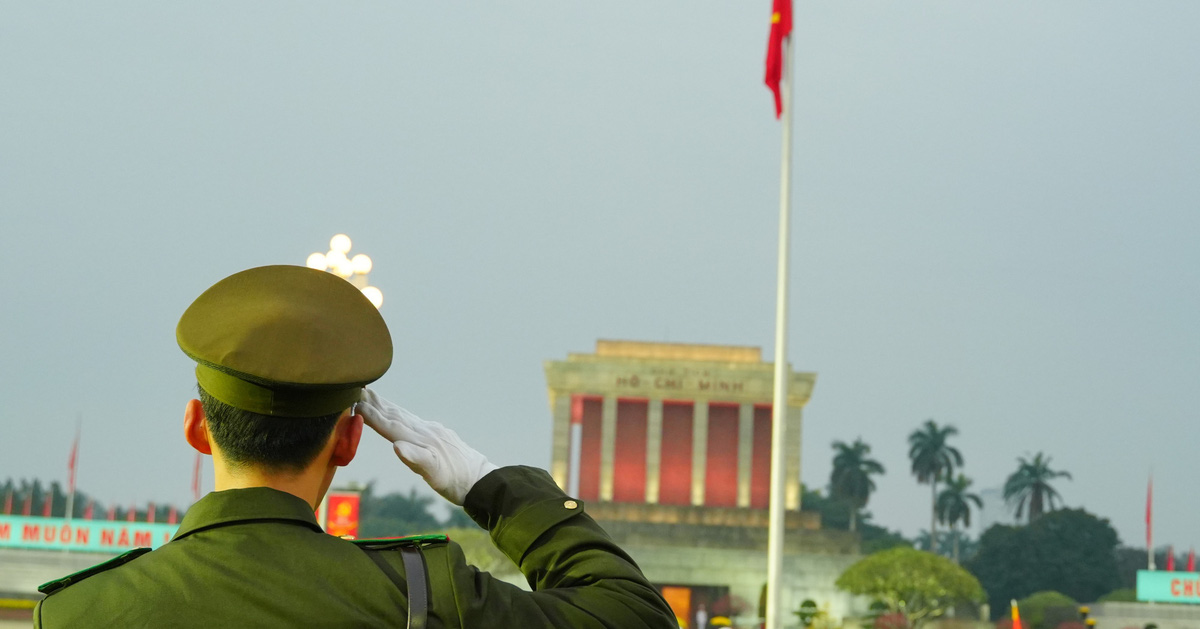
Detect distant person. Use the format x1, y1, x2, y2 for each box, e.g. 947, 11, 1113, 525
34, 265, 675, 628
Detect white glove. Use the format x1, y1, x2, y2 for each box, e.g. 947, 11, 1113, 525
357, 388, 498, 506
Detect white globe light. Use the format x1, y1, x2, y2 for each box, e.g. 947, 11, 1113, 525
325, 249, 348, 268
334, 259, 355, 278
330, 234, 352, 254
306, 253, 327, 270
351, 254, 373, 275
361, 286, 383, 309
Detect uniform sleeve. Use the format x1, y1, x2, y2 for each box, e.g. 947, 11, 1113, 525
438, 465, 676, 628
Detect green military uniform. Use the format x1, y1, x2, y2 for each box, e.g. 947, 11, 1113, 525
35, 465, 676, 628
34, 265, 675, 627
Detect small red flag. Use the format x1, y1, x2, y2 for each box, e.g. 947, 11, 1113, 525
764, 0, 794, 118
168, 505, 178, 525
106, 505, 116, 521
1188, 548, 1196, 572
127, 504, 136, 522
192, 453, 203, 502
1146, 476, 1153, 549
1167, 546, 1176, 571
67, 430, 80, 494
83, 500, 94, 520
42, 496, 52, 517
2, 490, 11, 515
22, 493, 32, 516
147, 502, 156, 524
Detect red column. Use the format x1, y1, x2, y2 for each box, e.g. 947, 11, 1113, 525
704, 404, 740, 507
750, 405, 774, 509
577, 397, 603, 501
612, 399, 648, 503
658, 402, 694, 506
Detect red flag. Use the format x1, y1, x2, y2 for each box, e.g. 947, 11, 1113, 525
764, 0, 794, 118
42, 496, 52, 517
192, 453, 202, 502
1146, 476, 1153, 549
22, 493, 32, 516
127, 504, 136, 522
147, 502, 156, 524
106, 505, 116, 521
1167, 546, 1176, 571
2, 490, 11, 515
67, 430, 80, 494
168, 505, 178, 525
1188, 548, 1196, 572
84, 500, 94, 520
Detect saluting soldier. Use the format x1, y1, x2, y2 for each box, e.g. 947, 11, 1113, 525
34, 265, 676, 628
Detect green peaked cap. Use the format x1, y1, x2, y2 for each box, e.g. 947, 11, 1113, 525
177, 265, 393, 417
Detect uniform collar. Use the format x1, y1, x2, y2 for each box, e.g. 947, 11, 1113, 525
173, 487, 324, 541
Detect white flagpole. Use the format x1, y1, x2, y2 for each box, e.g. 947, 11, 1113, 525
765, 32, 795, 629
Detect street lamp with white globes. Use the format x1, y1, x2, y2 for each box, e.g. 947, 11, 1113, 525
306, 234, 383, 309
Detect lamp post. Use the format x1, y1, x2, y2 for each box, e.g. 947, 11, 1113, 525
306, 234, 383, 309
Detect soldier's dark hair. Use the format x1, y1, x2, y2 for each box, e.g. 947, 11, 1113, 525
197, 386, 342, 471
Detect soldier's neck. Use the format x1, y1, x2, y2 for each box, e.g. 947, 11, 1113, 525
211, 454, 332, 511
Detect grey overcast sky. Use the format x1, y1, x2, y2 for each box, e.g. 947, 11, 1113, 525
2, 2, 1197, 550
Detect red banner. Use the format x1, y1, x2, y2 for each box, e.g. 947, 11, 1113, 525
323, 492, 360, 539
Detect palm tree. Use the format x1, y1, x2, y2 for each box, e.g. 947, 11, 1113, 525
829, 438, 886, 532
936, 474, 982, 563
1003, 452, 1071, 523
908, 419, 963, 552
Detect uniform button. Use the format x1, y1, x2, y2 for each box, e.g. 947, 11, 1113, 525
564, 500, 578, 510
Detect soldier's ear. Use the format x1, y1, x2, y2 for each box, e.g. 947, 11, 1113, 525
330, 412, 362, 467
184, 399, 213, 455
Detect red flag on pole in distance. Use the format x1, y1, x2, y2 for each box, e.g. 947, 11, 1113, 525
22, 493, 32, 516
1167, 546, 1176, 571
106, 505, 116, 521
84, 500, 94, 520
147, 502, 156, 524
168, 506, 178, 525
68, 431, 79, 494
127, 504, 136, 522
763, 0, 793, 118
2, 490, 11, 515
42, 496, 52, 517
192, 453, 202, 502
1146, 476, 1153, 548
1188, 548, 1196, 572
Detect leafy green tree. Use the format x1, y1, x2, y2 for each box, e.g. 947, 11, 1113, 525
1003, 452, 1071, 523
908, 420, 963, 550
836, 547, 983, 629
1016, 591, 1076, 629
802, 484, 911, 552
936, 474, 982, 563
966, 509, 1120, 616
830, 438, 885, 532
359, 483, 443, 537
1098, 588, 1136, 602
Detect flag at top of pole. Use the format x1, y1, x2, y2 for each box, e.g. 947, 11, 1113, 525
1011, 600, 1022, 629
764, 0, 794, 118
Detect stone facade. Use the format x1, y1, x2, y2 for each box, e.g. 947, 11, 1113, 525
544, 340, 862, 628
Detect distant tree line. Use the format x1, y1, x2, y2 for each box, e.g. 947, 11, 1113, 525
822, 417, 1162, 614
1, 477, 178, 522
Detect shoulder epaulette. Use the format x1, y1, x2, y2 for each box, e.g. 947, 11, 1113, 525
350, 534, 448, 550
38, 547, 152, 596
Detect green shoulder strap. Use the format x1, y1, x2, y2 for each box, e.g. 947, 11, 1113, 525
38, 547, 152, 596
352, 535, 448, 629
